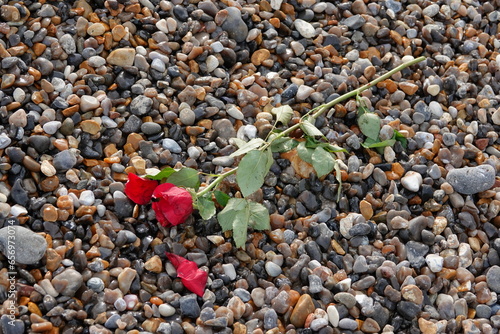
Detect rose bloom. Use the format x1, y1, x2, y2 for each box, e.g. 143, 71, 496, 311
124, 174, 193, 227
152, 183, 193, 227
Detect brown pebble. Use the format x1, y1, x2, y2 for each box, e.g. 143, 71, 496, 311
144, 255, 163, 273
290, 294, 315, 327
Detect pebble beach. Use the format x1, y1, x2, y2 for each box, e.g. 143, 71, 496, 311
0, 0, 499, 333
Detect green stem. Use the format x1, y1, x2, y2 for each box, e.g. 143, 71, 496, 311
196, 167, 238, 197
268, 56, 426, 144
196, 56, 425, 197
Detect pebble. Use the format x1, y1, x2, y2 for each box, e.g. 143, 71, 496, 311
0, 225, 47, 264
446, 165, 496, 194
294, 19, 316, 38
401, 171, 423, 192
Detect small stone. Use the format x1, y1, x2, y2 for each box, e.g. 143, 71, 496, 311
159, 304, 176, 317
0, 225, 47, 264
162, 139, 182, 153
118, 268, 137, 294
80, 120, 101, 135
52, 268, 83, 297
107, 48, 136, 67
53, 150, 77, 171
290, 294, 315, 327
327, 305, 339, 327
220, 7, 248, 43
294, 19, 316, 38
80, 95, 100, 112
144, 255, 163, 273
486, 265, 500, 293
446, 165, 496, 195
130, 95, 153, 116
401, 171, 423, 192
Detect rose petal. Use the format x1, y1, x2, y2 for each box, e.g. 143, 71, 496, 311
166, 253, 207, 297
152, 183, 193, 226
181, 271, 208, 297
124, 173, 158, 205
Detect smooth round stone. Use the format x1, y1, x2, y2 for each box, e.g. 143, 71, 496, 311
222, 263, 236, 280
88, 56, 106, 67
141, 122, 162, 135
265, 261, 282, 277
87, 277, 105, 292
446, 165, 496, 195
339, 318, 358, 330
52, 268, 83, 297
327, 305, 339, 327
159, 303, 176, 317
114, 298, 126, 312
53, 150, 77, 171
486, 266, 500, 293
401, 171, 423, 192
79, 190, 95, 206
227, 107, 244, 120
0, 225, 47, 264
80, 95, 100, 112
294, 19, 316, 38
162, 139, 182, 153
220, 7, 248, 43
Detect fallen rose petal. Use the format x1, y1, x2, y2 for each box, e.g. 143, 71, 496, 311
152, 183, 193, 226
124, 173, 158, 205
166, 252, 207, 296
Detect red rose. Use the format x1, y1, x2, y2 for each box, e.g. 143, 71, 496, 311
166, 252, 207, 297
152, 183, 194, 227
124, 173, 158, 205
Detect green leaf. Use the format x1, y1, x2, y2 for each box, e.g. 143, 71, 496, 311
393, 130, 407, 148
197, 196, 216, 220
358, 113, 381, 140
214, 190, 230, 207
361, 139, 396, 148
248, 201, 270, 230
271, 105, 294, 125
166, 168, 200, 190
230, 138, 265, 157
146, 167, 176, 181
297, 141, 314, 164
333, 161, 342, 201
217, 198, 247, 232
270, 137, 298, 153
236, 150, 270, 197
312, 147, 335, 178
232, 206, 250, 248
300, 119, 323, 137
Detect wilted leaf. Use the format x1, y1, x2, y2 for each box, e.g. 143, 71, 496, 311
166, 168, 200, 190
214, 190, 230, 207
312, 147, 335, 178
271, 105, 294, 125
270, 137, 298, 153
297, 141, 314, 164
248, 201, 270, 230
146, 167, 176, 181
358, 113, 381, 140
236, 150, 270, 197
300, 119, 323, 137
197, 196, 216, 220
230, 138, 265, 157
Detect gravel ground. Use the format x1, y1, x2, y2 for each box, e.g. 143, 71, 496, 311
0, 0, 499, 333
